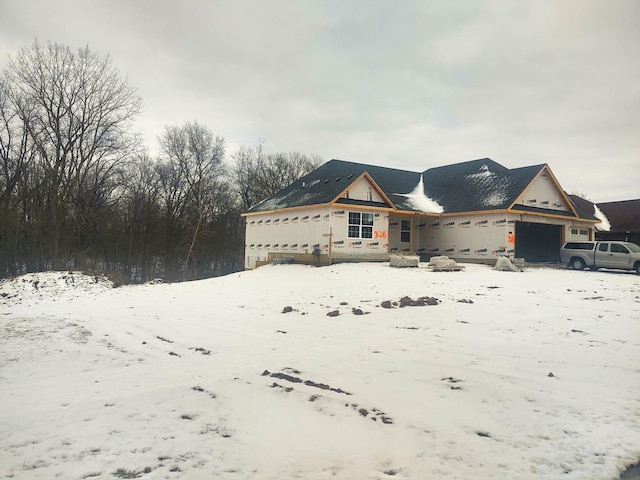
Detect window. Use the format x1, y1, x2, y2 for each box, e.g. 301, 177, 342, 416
362, 213, 373, 238
348, 212, 374, 238
348, 212, 360, 237
401, 220, 411, 243
598, 243, 608, 252
611, 244, 629, 254
564, 242, 594, 250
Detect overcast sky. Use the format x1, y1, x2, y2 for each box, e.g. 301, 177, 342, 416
1, 0, 638, 202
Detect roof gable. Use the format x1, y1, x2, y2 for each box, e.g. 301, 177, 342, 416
509, 165, 577, 216
331, 172, 393, 207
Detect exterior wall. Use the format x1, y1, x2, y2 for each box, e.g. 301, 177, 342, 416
415, 213, 514, 261
244, 207, 331, 269
565, 225, 592, 242
342, 177, 385, 202
388, 214, 422, 253
515, 169, 570, 212
412, 212, 595, 262
328, 207, 389, 259
244, 205, 390, 269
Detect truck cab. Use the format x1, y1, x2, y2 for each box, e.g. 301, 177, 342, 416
595, 242, 635, 269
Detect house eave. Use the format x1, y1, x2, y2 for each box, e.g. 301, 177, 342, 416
508, 205, 598, 222
241, 203, 332, 217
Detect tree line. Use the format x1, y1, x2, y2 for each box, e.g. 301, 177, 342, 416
0, 40, 321, 282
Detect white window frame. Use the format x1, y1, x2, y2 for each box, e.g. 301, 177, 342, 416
400, 219, 411, 243
348, 211, 374, 239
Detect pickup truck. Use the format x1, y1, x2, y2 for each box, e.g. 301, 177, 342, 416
560, 241, 640, 274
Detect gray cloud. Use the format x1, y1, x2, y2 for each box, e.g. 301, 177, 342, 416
1, 0, 638, 201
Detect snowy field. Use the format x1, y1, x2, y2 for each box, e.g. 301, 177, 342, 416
1, 263, 639, 480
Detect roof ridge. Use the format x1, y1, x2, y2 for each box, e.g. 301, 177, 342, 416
422, 157, 504, 172
509, 163, 547, 171
327, 158, 419, 175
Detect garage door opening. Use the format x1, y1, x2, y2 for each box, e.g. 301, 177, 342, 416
515, 221, 563, 262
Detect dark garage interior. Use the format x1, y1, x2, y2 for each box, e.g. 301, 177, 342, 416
515, 221, 563, 262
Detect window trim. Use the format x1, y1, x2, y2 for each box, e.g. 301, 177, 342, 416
348, 211, 374, 239
400, 219, 411, 243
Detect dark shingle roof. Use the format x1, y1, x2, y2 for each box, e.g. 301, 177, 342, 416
246, 159, 420, 213
422, 159, 543, 212
599, 199, 640, 232
567, 194, 597, 220
247, 158, 584, 217
568, 195, 640, 231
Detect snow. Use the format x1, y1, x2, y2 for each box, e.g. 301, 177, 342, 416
1, 263, 640, 480
468, 163, 493, 178
481, 190, 508, 208
397, 174, 444, 213
594, 204, 612, 231
462, 164, 511, 208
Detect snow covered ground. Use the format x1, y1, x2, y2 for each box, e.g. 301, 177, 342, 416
1, 263, 639, 480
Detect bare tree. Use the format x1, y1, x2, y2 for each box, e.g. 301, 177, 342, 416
0, 41, 323, 281
115, 153, 162, 281
2, 40, 142, 268
232, 141, 266, 211
158, 121, 226, 277
0, 78, 33, 207
231, 142, 322, 210
256, 151, 323, 199
0, 79, 35, 275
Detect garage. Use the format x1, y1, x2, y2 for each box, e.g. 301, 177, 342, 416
515, 221, 563, 262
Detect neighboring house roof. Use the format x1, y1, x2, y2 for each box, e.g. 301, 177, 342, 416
599, 199, 640, 232
246, 158, 591, 219
568, 195, 640, 232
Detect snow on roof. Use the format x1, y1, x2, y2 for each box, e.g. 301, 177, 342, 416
466, 163, 493, 179
482, 190, 508, 208
594, 204, 611, 231
395, 174, 444, 213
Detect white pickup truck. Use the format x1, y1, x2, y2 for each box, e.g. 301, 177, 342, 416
560, 241, 640, 274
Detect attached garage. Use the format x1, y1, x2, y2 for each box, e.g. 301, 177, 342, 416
515, 221, 563, 262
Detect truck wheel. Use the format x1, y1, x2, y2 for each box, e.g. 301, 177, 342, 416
570, 258, 586, 270
635, 263, 640, 275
